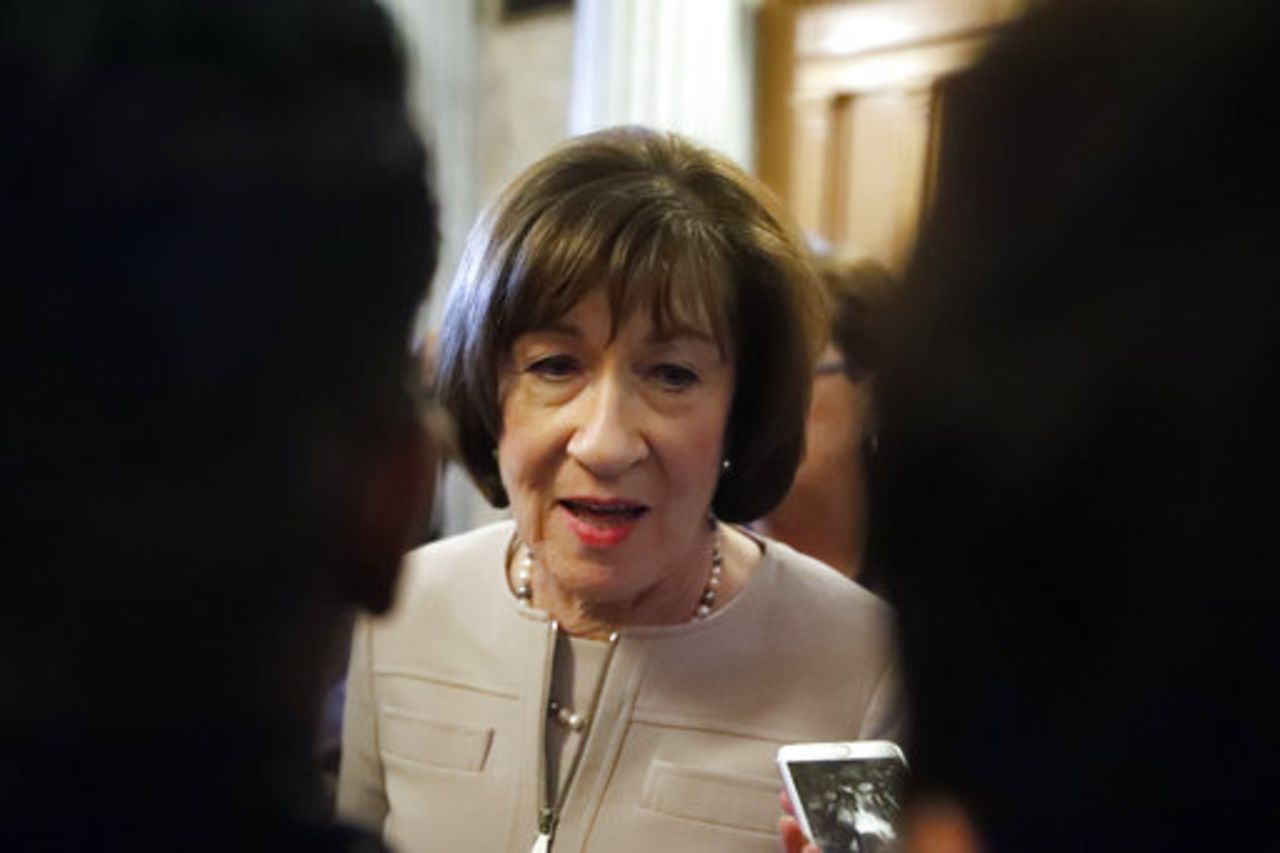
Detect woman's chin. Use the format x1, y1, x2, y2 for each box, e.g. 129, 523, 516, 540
556, 577, 636, 613
538, 549, 636, 606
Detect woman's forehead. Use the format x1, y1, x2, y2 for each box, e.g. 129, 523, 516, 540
521, 289, 719, 343
519, 282, 727, 349
499, 208, 736, 353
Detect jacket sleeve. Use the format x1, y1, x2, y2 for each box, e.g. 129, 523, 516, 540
858, 657, 906, 743
335, 615, 389, 832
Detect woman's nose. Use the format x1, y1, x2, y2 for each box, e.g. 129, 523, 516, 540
566, 374, 647, 477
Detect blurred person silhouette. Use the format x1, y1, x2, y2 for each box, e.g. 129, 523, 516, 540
2, 0, 439, 849
782, 0, 1278, 851
755, 254, 894, 585
315, 333, 448, 808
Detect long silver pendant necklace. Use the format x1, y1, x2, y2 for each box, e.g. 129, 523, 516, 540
531, 621, 618, 853
516, 527, 723, 851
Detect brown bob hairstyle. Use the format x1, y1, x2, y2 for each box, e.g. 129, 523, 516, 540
436, 126, 827, 523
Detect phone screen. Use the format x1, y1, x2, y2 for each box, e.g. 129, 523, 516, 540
786, 755, 907, 853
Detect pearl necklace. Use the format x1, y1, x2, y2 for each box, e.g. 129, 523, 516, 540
513, 527, 724, 621
516, 531, 722, 735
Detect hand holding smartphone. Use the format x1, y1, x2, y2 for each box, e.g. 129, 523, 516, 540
777, 740, 907, 853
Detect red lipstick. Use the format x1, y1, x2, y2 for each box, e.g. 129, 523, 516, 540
558, 497, 647, 548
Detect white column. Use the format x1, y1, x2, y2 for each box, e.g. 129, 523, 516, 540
571, 0, 758, 170
379, 1, 512, 537
378, 0, 482, 336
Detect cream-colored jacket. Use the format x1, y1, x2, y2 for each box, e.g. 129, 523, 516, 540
338, 521, 901, 853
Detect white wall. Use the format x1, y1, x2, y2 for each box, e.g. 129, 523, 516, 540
480, 9, 576, 204
385, 1, 575, 536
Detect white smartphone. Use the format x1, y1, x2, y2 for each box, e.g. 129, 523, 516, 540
777, 740, 908, 853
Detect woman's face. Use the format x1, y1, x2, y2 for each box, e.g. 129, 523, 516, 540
497, 289, 734, 609
760, 341, 873, 577
798, 343, 873, 492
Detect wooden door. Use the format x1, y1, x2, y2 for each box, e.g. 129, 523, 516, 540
757, 0, 1029, 270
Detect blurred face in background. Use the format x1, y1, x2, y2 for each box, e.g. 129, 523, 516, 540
803, 343, 874, 498
759, 341, 873, 579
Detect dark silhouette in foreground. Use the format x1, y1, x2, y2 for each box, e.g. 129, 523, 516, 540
3, 1, 439, 848
869, 1, 1277, 850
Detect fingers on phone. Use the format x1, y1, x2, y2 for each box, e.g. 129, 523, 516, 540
779, 814, 814, 853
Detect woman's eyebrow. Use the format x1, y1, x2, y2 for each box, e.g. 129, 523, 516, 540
521, 321, 581, 339
645, 324, 717, 345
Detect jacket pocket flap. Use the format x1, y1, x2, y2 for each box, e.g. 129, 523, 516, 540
379, 706, 493, 772
640, 760, 779, 834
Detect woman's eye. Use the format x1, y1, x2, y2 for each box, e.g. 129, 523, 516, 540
651, 363, 699, 390
527, 354, 579, 380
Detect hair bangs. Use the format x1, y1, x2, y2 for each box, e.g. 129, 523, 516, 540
618, 219, 733, 356
500, 195, 610, 338
501, 186, 733, 353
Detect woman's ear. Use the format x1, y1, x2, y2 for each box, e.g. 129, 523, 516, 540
339, 410, 437, 615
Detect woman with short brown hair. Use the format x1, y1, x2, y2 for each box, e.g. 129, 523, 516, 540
338, 126, 901, 853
